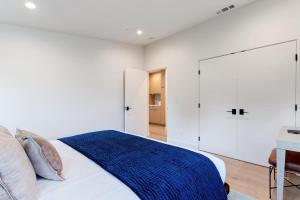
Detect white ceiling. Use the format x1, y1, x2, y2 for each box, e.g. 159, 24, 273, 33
0, 0, 257, 45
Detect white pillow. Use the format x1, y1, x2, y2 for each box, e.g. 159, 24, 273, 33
0, 126, 37, 200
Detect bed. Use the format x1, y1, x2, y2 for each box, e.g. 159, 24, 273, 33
36, 131, 227, 200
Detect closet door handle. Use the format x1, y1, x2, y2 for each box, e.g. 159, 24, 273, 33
227, 109, 237, 115
125, 106, 132, 111
239, 109, 248, 115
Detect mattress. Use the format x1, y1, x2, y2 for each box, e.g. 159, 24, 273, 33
37, 138, 226, 200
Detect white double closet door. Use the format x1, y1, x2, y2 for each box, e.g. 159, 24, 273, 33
199, 41, 297, 166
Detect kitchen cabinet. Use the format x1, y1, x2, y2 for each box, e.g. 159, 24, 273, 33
149, 106, 161, 124
149, 72, 161, 94
149, 70, 166, 125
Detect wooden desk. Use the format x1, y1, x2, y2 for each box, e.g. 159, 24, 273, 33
276, 127, 300, 200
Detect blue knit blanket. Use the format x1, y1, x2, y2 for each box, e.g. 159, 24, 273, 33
59, 130, 227, 200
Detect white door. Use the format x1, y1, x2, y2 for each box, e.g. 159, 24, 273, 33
124, 68, 149, 136
237, 42, 296, 166
199, 54, 239, 159
199, 41, 297, 166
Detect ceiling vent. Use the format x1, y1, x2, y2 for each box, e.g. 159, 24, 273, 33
216, 5, 235, 15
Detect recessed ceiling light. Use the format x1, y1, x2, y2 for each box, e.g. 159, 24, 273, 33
136, 30, 143, 35
25, 1, 36, 10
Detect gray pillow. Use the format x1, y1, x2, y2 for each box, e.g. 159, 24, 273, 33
0, 127, 37, 200
16, 129, 64, 181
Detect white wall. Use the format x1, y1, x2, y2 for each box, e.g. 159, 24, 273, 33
144, 0, 300, 149
0, 24, 144, 138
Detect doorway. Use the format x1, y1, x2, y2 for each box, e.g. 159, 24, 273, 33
148, 69, 167, 141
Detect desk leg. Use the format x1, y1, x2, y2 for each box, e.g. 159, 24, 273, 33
277, 148, 286, 200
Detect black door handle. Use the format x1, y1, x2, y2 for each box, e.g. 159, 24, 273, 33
239, 109, 249, 115
227, 109, 236, 115
125, 106, 132, 111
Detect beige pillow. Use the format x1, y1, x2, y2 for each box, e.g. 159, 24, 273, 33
16, 129, 64, 181
0, 126, 11, 137
0, 127, 37, 200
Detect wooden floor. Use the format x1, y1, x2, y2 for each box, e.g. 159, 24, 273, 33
219, 155, 300, 200
149, 124, 167, 141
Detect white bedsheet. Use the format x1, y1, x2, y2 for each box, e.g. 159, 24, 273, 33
37, 139, 226, 200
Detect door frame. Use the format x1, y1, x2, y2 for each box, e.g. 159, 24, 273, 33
148, 67, 168, 140
198, 39, 298, 151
